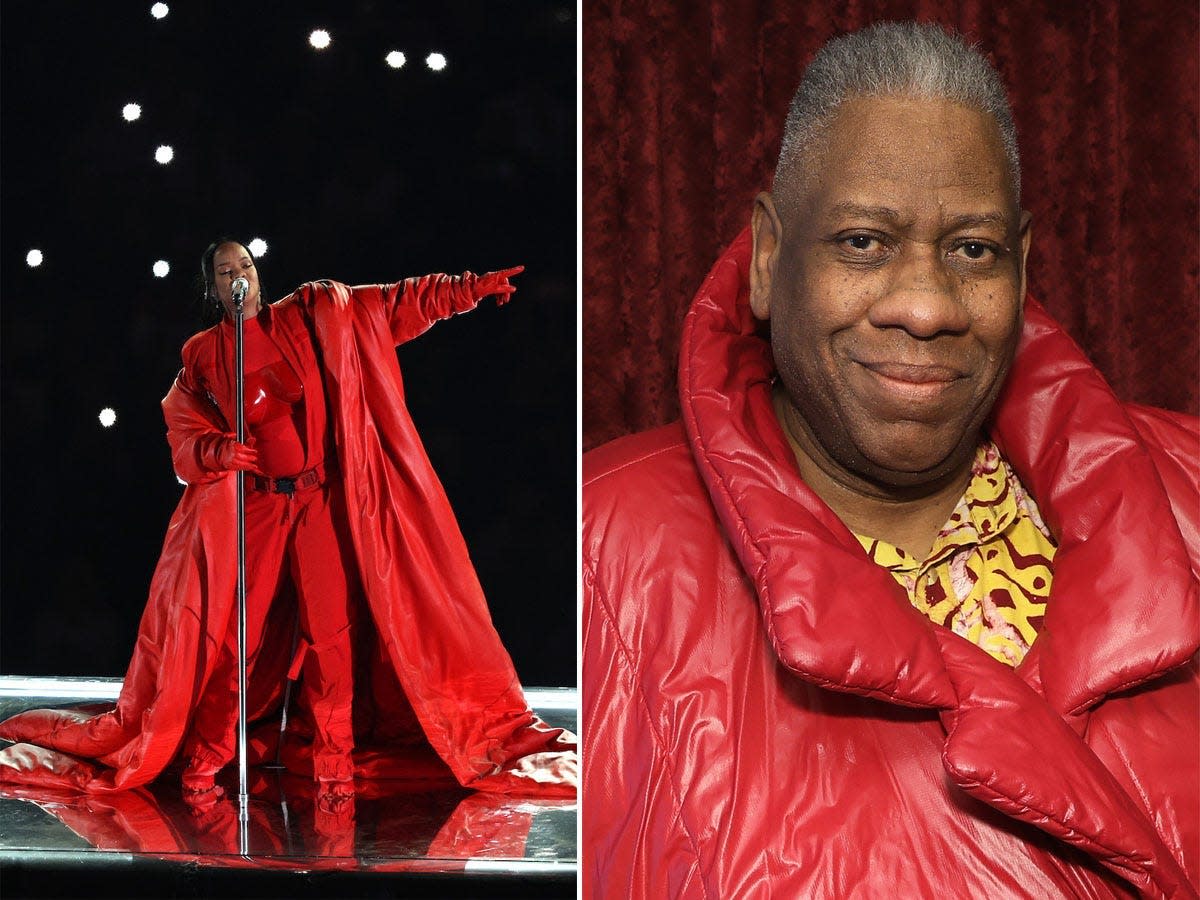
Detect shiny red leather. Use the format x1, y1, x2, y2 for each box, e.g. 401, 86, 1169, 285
244, 360, 303, 422
206, 437, 258, 474
0, 273, 575, 797
228, 316, 307, 476
583, 230, 1198, 898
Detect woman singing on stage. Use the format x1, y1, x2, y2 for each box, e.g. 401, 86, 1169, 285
0, 239, 576, 800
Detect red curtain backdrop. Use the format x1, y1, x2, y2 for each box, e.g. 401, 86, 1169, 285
582, 0, 1200, 450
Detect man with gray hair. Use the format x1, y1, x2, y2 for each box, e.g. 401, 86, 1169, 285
583, 22, 1197, 899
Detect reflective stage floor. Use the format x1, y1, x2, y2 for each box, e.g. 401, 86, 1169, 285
0, 677, 576, 898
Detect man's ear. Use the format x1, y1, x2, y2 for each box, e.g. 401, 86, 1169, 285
750, 192, 782, 321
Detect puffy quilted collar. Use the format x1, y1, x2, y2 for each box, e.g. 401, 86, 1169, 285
679, 228, 1199, 717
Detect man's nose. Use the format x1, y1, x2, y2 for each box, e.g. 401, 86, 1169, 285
868, 242, 968, 338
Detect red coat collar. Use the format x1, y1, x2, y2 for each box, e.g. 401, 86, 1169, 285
679, 228, 1199, 715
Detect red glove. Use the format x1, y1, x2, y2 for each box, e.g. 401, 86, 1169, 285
219, 439, 258, 472
476, 265, 524, 306
198, 435, 259, 474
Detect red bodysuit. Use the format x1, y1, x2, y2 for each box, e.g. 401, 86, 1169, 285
239, 315, 307, 477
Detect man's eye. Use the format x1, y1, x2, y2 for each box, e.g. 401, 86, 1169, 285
843, 235, 880, 252
954, 241, 994, 261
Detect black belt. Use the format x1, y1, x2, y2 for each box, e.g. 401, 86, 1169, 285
249, 462, 329, 496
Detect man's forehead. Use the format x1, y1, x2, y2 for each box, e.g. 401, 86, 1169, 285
788, 95, 1018, 221
821, 95, 1006, 157
821, 199, 1012, 230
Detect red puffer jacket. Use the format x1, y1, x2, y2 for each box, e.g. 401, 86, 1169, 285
583, 230, 1199, 899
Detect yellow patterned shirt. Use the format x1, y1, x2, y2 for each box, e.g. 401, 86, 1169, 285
854, 441, 1056, 667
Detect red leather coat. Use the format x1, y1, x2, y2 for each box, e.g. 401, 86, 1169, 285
583, 231, 1199, 898
1, 275, 575, 797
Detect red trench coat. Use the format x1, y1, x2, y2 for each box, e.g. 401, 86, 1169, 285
583, 231, 1198, 897
1, 275, 575, 797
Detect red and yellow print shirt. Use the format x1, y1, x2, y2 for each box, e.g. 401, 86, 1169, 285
854, 441, 1057, 667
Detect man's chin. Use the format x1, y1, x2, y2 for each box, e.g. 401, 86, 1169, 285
851, 431, 978, 491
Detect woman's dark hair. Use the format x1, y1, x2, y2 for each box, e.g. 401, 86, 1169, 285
195, 237, 268, 325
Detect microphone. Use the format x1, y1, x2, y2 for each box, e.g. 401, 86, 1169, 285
231, 277, 249, 307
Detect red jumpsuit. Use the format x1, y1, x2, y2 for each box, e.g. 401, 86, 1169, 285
180, 313, 357, 787
0, 274, 576, 798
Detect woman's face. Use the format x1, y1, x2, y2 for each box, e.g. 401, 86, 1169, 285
211, 242, 262, 318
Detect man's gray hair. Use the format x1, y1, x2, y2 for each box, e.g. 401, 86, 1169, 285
776, 22, 1021, 202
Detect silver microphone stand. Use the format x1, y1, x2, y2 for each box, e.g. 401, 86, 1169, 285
232, 278, 250, 850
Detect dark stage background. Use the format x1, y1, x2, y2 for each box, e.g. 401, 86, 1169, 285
2, 2, 576, 685
582, 0, 1200, 450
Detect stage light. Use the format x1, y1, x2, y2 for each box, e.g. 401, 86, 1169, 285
150, 3, 168, 19
26, 249, 43, 267
426, 52, 447, 71
122, 103, 142, 122
155, 145, 174, 164
99, 408, 117, 428
153, 260, 170, 278
386, 50, 406, 69
309, 29, 331, 50
248, 237, 268, 257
